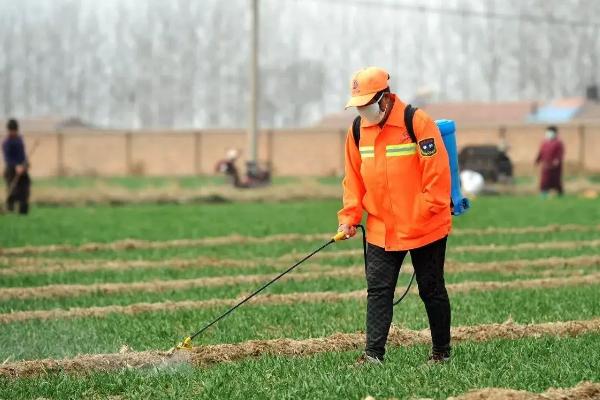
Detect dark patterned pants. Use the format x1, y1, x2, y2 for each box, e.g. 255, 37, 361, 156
4, 167, 30, 215
365, 236, 450, 360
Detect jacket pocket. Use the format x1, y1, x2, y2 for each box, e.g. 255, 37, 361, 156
413, 194, 434, 223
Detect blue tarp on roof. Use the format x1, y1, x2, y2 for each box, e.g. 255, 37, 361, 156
528, 106, 579, 123
528, 98, 584, 123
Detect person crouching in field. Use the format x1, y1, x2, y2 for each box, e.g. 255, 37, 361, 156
2, 119, 31, 215
336, 67, 452, 364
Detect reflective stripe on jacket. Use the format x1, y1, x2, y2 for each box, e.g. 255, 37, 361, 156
338, 95, 452, 251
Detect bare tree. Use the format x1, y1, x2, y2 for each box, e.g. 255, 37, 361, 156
0, 0, 597, 129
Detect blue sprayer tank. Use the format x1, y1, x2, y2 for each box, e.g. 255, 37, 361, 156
435, 119, 470, 216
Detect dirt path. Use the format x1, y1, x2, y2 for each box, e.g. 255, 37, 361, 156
2, 224, 598, 256
2, 274, 598, 323
1, 318, 598, 378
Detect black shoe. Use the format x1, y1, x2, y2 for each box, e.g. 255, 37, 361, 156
427, 350, 451, 364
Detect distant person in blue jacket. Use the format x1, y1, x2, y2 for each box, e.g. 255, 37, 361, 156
2, 119, 31, 214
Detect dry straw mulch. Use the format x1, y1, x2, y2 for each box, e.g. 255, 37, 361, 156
3, 253, 599, 278
1, 318, 598, 378
1, 273, 598, 323
2, 224, 598, 257
407, 381, 600, 400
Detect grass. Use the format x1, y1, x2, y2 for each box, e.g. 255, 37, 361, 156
1, 335, 598, 399
1, 285, 597, 361
3, 196, 600, 248
0, 194, 599, 398
33, 175, 300, 190
2, 253, 597, 287
1, 260, 597, 312
3, 229, 600, 267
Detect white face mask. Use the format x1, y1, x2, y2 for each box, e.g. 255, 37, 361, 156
545, 130, 557, 140
357, 93, 384, 124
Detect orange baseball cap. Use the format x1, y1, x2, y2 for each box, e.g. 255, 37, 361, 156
345, 67, 390, 108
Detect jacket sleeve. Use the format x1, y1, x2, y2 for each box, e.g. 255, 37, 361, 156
337, 127, 365, 226
413, 110, 451, 215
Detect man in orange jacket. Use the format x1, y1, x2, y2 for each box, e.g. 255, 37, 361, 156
338, 67, 452, 364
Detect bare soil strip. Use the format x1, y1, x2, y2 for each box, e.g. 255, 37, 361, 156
294, 239, 600, 262
2, 224, 598, 256
0, 233, 329, 256
2, 266, 599, 302
1, 318, 598, 378
453, 238, 600, 253
2, 274, 598, 323
421, 382, 600, 400
2, 249, 598, 300
0, 256, 258, 276
451, 223, 600, 237
0, 269, 366, 301
452, 255, 600, 272
2, 252, 599, 278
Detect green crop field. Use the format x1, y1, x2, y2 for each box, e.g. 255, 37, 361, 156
0, 195, 599, 399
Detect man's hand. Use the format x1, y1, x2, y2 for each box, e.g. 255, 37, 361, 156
337, 224, 357, 240
15, 164, 25, 175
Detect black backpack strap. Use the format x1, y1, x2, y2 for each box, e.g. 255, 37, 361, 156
352, 116, 361, 148
404, 104, 418, 143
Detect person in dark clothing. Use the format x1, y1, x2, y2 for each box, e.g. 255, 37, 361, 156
215, 148, 271, 189
364, 238, 450, 363
2, 119, 31, 214
535, 126, 564, 197
215, 148, 247, 188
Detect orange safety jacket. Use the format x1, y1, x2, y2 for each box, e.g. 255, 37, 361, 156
338, 95, 452, 251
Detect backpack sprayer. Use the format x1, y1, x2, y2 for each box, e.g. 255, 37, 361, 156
173, 118, 469, 352
437, 119, 470, 216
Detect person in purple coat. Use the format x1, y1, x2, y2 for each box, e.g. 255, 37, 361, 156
2, 119, 30, 214
535, 126, 564, 197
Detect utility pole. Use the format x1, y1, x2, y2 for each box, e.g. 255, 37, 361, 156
248, 0, 259, 173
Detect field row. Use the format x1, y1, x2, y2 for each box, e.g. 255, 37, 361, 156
4, 231, 600, 268
1, 252, 599, 284
1, 273, 597, 324
2, 199, 598, 398
2, 223, 599, 256
2, 334, 597, 399
284, 238, 600, 262
1, 318, 597, 378
2, 251, 599, 302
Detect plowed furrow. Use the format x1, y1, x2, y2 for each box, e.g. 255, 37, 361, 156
0, 269, 365, 301
2, 224, 598, 256
1, 318, 598, 378
2, 274, 598, 323
3, 253, 599, 278
293, 239, 600, 262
